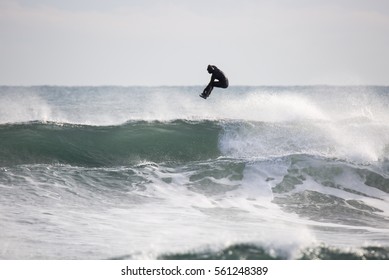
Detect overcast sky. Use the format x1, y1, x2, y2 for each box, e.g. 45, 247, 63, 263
1, 0, 389, 85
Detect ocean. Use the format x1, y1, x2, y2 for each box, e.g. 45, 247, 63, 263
0, 85, 388, 260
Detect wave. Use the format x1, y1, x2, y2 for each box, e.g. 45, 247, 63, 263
2, 86, 389, 260
1, 116, 389, 167
0, 120, 224, 167
2, 86, 389, 165
2, 154, 389, 259
155, 243, 389, 260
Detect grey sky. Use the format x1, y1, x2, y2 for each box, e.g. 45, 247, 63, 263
1, 0, 389, 85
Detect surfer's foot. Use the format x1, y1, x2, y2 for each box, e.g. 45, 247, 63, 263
200, 93, 207, 99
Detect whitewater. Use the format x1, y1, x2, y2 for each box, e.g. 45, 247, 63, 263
0, 85, 388, 259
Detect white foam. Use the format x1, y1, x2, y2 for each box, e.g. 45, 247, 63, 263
2, 86, 389, 162
127, 161, 318, 259
218, 118, 389, 163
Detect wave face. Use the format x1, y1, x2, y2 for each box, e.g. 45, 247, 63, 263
1, 86, 389, 259
0, 121, 222, 166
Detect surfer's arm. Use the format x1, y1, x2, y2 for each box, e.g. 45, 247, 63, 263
209, 73, 218, 84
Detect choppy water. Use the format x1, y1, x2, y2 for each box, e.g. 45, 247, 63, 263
0, 86, 388, 259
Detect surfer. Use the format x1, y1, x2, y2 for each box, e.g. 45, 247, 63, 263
200, 65, 229, 99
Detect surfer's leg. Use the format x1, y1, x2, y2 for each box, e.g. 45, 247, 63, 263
202, 84, 213, 97
212, 80, 228, 89
204, 85, 214, 97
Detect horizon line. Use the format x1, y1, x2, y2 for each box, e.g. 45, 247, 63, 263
1, 84, 389, 87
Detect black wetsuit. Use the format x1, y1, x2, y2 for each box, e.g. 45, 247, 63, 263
202, 65, 229, 98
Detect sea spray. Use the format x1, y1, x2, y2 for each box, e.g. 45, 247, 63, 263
1, 86, 388, 259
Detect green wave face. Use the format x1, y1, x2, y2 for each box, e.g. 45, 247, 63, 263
0, 120, 223, 167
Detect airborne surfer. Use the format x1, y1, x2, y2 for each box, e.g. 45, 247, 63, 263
200, 65, 229, 99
